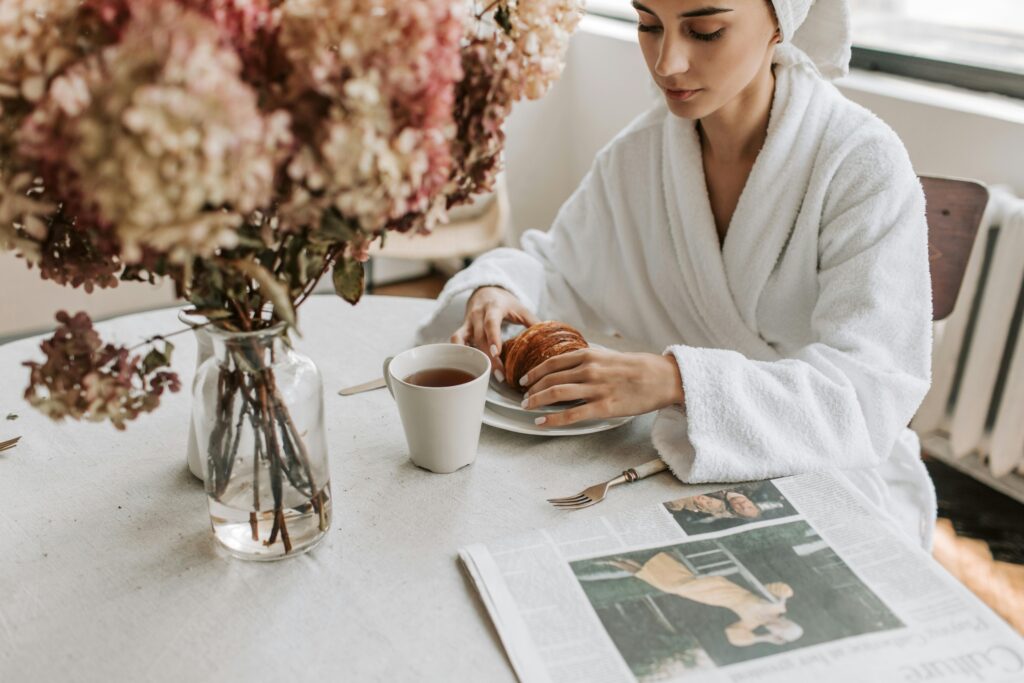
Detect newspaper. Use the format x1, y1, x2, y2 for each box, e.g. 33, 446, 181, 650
459, 472, 1024, 683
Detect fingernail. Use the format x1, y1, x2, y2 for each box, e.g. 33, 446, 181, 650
519, 374, 528, 385
534, 416, 547, 425
520, 397, 529, 408
495, 369, 505, 383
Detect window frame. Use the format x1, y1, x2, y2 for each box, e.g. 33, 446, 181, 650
850, 47, 1024, 100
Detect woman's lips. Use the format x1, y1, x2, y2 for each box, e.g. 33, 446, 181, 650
665, 88, 701, 101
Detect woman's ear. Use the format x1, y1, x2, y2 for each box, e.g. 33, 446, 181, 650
773, 28, 782, 44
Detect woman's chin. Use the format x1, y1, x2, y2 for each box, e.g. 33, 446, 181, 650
664, 96, 712, 120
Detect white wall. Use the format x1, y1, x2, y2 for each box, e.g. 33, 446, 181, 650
838, 71, 1024, 191
0, 252, 178, 340
504, 17, 654, 243
503, 14, 1024, 243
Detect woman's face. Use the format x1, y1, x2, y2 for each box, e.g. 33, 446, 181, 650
692, 494, 727, 514
726, 492, 761, 518
633, 0, 778, 120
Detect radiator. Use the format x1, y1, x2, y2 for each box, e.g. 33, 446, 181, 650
912, 187, 1024, 503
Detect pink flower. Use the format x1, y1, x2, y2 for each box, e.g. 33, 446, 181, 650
277, 0, 464, 237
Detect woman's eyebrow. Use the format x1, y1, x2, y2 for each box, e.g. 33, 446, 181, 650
680, 6, 734, 18
631, 3, 734, 19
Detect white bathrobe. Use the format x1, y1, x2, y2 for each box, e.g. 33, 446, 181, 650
417, 59, 936, 549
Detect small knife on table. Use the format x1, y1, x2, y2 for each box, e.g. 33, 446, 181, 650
338, 377, 387, 396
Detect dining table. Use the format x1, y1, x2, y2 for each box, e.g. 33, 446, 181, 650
0, 294, 710, 681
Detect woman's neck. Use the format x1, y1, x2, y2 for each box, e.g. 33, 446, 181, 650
698, 61, 776, 163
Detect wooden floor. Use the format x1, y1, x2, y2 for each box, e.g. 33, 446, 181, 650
371, 272, 449, 299
373, 272, 1024, 636
927, 458, 1024, 634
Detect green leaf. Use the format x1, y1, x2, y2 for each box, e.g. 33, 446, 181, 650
142, 340, 174, 374
232, 259, 297, 328
332, 258, 365, 305
319, 207, 359, 243
494, 4, 512, 33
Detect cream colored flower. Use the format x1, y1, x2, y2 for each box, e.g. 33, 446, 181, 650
19, 2, 292, 263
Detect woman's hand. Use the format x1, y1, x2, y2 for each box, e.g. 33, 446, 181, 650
450, 286, 540, 381
520, 348, 685, 427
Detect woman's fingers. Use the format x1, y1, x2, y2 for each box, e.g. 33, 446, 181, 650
483, 309, 505, 376
520, 349, 589, 387
536, 400, 609, 428
450, 321, 471, 346
512, 306, 542, 327
522, 381, 595, 410
471, 313, 490, 357
523, 366, 589, 401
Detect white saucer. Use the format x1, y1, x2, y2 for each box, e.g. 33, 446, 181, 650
482, 402, 634, 437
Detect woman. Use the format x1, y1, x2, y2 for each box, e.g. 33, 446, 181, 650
418, 0, 935, 548
606, 553, 803, 647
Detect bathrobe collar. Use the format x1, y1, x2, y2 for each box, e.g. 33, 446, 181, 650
661, 64, 815, 360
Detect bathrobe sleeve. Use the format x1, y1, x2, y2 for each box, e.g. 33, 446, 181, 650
662, 136, 933, 481
414, 156, 616, 343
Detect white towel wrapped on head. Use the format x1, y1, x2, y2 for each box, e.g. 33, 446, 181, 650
771, 0, 852, 80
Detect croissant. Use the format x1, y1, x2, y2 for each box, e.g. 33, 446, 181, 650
500, 321, 588, 389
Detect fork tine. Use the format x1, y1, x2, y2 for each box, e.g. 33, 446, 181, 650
551, 497, 592, 508
559, 499, 599, 510
546, 495, 588, 504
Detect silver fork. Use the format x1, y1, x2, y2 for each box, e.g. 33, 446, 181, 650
0, 436, 21, 453
547, 458, 668, 510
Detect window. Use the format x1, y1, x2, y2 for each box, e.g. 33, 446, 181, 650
585, 0, 1024, 99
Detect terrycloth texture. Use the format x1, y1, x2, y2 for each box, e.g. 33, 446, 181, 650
416, 61, 935, 549
771, 0, 852, 80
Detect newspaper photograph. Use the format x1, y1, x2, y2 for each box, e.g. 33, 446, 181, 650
662, 481, 798, 535
571, 521, 902, 679
459, 472, 1024, 683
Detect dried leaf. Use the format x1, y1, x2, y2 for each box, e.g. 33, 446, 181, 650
142, 340, 174, 374
332, 259, 365, 305
319, 208, 359, 243
232, 259, 297, 328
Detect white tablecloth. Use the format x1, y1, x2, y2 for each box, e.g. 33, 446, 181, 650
0, 295, 704, 681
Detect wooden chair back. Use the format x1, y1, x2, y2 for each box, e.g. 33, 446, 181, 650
920, 176, 989, 321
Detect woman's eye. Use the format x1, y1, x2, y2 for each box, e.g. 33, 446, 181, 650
689, 27, 725, 41
637, 23, 662, 33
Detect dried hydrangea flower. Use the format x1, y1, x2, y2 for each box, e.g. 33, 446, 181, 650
445, 37, 517, 206
0, 0, 80, 104
17, 1, 292, 263
277, 0, 464, 237
24, 311, 181, 430
504, 0, 584, 101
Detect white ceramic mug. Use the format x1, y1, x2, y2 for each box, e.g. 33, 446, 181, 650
383, 344, 491, 474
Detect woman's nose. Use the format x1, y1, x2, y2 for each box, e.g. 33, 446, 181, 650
655, 33, 690, 79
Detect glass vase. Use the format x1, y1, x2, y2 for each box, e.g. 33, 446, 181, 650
179, 310, 213, 481
192, 322, 331, 560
